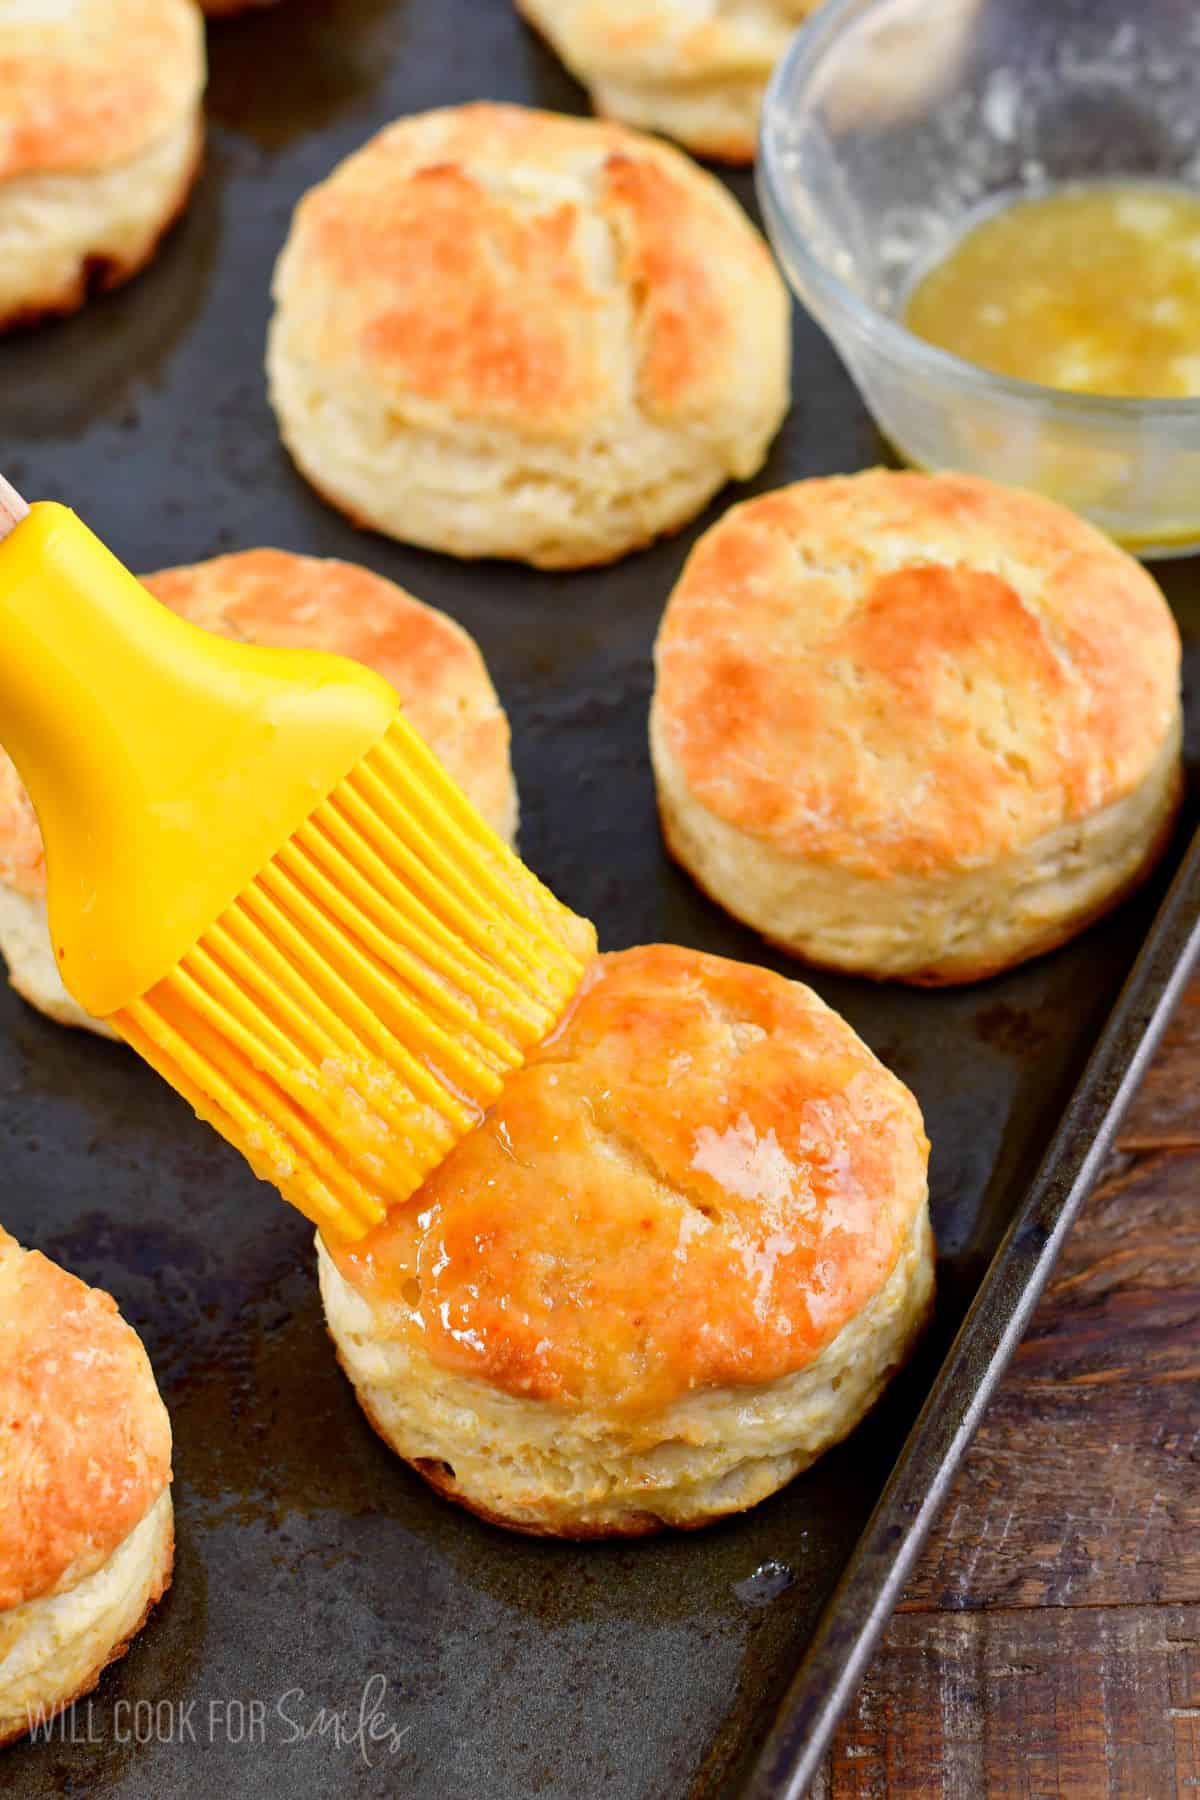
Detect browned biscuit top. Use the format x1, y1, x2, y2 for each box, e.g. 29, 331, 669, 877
654, 471, 1181, 879
0, 0, 204, 182
273, 101, 786, 441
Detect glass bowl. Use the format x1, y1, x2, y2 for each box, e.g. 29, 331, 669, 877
758, 0, 1200, 556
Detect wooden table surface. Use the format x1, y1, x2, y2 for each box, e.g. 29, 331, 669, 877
815, 976, 1200, 1799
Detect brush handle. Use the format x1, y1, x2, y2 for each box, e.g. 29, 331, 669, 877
0, 473, 30, 538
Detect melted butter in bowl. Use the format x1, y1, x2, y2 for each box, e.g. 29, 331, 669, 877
759, 0, 1200, 554
905, 182, 1200, 401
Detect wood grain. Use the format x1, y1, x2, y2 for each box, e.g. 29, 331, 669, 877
819, 1609, 1200, 1800
820, 971, 1200, 1796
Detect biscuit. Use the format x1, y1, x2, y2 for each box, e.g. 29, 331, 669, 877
516, 0, 822, 162
651, 471, 1183, 983
0, 548, 518, 1034
267, 103, 791, 568
0, 0, 206, 329
0, 1229, 173, 1745
319, 944, 933, 1536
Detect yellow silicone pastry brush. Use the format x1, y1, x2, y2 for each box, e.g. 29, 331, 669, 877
0, 477, 595, 1242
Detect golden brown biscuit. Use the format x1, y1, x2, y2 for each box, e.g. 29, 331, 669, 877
0, 0, 206, 329
517, 0, 822, 161
0, 548, 518, 1034
651, 471, 1183, 983
0, 1228, 173, 1745
319, 944, 933, 1535
267, 103, 791, 568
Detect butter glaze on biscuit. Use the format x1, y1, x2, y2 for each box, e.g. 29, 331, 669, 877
268, 103, 791, 568
651, 471, 1183, 982
0, 0, 205, 328
0, 1229, 173, 1744
0, 549, 518, 1034
319, 944, 933, 1535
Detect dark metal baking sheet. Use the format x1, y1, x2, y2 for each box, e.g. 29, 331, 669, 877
2, 4, 1198, 1796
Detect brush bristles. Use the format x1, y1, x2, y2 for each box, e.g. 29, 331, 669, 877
115, 715, 594, 1242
